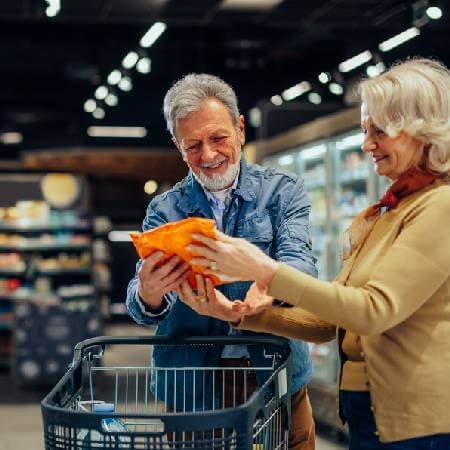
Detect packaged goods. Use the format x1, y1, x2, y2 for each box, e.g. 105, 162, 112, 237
130, 217, 221, 288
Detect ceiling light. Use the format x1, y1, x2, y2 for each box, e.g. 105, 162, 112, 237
366, 62, 386, 78
87, 126, 147, 138
45, 0, 60, 17
84, 99, 96, 113
107, 70, 122, 85
140, 22, 167, 48
308, 92, 322, 105
282, 81, 311, 101
118, 77, 132, 92
122, 51, 139, 70
136, 57, 151, 74
108, 231, 134, 242
426, 6, 443, 19
249, 107, 262, 127
318, 72, 331, 84
339, 50, 372, 73
144, 180, 158, 195
0, 132, 23, 145
104, 94, 118, 107
92, 108, 105, 120
378, 27, 420, 52
270, 95, 283, 106
220, 0, 283, 9
329, 82, 344, 95
94, 86, 108, 100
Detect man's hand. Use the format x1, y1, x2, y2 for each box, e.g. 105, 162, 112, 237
138, 251, 190, 310
177, 275, 242, 323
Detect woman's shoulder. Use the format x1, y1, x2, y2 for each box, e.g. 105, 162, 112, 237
404, 180, 450, 218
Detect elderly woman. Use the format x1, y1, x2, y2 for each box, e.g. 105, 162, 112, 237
178, 58, 450, 449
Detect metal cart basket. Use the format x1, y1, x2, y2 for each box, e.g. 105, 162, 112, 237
41, 335, 292, 450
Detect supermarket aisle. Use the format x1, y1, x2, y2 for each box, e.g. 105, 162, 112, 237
0, 323, 347, 449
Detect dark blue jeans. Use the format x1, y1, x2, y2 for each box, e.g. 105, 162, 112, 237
340, 391, 450, 450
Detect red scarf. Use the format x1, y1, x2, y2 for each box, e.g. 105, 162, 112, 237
341, 167, 441, 260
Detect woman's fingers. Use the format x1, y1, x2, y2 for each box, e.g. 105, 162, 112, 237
187, 244, 217, 259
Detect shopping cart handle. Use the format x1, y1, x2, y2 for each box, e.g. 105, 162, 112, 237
72, 335, 291, 365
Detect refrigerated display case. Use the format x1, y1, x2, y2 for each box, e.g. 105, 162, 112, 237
261, 125, 390, 434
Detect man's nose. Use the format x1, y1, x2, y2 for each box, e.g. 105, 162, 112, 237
201, 142, 218, 160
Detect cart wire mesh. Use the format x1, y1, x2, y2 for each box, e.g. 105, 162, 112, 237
41, 335, 292, 450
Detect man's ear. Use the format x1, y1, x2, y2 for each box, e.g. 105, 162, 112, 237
238, 115, 246, 146
173, 137, 187, 162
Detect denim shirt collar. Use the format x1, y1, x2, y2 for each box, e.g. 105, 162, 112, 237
177, 158, 255, 215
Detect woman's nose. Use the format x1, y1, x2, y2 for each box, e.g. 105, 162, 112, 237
362, 134, 377, 153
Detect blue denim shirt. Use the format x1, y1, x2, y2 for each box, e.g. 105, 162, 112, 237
126, 158, 317, 410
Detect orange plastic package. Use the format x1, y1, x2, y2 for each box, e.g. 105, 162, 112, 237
130, 217, 222, 289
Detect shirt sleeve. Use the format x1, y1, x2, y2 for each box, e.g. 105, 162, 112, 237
237, 306, 336, 344
274, 177, 318, 277
267, 189, 450, 335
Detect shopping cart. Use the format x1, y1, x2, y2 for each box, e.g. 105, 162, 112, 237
41, 335, 292, 450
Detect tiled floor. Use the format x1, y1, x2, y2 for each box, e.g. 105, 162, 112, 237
0, 323, 346, 449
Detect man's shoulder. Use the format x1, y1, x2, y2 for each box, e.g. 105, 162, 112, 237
245, 162, 301, 188
146, 176, 190, 214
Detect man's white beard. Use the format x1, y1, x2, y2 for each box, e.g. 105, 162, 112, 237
192, 159, 240, 192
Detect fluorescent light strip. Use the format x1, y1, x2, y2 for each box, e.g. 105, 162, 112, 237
220, 0, 283, 9
379, 27, 420, 52
0, 132, 23, 145
339, 50, 372, 73
87, 126, 147, 138
108, 231, 136, 242
140, 22, 167, 48
122, 51, 139, 70
282, 81, 311, 101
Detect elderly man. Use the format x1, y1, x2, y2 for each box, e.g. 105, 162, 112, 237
126, 73, 317, 449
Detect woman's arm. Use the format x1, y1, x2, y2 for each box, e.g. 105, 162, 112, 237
237, 306, 336, 344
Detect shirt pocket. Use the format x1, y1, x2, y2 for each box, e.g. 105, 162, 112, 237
241, 211, 274, 251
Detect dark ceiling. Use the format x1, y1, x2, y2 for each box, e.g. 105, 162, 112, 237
0, 0, 448, 158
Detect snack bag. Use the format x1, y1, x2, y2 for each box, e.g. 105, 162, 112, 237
130, 217, 222, 288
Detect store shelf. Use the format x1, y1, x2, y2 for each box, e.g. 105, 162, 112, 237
0, 244, 90, 252
0, 270, 26, 276
0, 222, 91, 233
36, 268, 91, 276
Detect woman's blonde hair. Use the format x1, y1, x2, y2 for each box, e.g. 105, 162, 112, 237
359, 58, 450, 174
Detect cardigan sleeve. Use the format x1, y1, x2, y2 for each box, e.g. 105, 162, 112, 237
267, 187, 450, 336
236, 306, 336, 344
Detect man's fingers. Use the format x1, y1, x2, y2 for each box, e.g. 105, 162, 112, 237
152, 255, 182, 279
140, 251, 164, 272
205, 278, 217, 302
161, 262, 189, 286
196, 275, 206, 298
191, 233, 219, 249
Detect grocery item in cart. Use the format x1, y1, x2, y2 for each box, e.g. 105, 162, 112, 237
77, 402, 130, 449
130, 217, 221, 288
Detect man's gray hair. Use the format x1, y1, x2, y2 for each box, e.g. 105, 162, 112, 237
163, 73, 240, 137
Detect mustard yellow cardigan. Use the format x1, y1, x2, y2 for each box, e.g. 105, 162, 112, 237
238, 180, 450, 442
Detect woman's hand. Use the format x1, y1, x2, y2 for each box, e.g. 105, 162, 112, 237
176, 274, 242, 323
188, 230, 280, 286
231, 282, 275, 316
